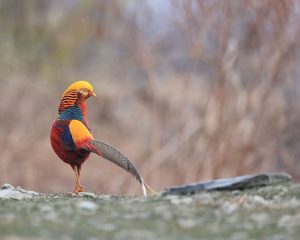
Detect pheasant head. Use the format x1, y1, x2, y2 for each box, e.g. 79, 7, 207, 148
58, 80, 96, 114
63, 80, 96, 98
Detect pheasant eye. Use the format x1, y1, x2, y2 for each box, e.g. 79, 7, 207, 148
79, 88, 89, 95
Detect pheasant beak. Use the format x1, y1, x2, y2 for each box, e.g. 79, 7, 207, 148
92, 92, 96, 97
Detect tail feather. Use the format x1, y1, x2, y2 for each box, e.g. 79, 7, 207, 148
143, 182, 158, 195
83, 139, 155, 196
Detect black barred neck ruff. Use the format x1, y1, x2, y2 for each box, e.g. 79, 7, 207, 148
58, 89, 78, 114
58, 90, 87, 112
58, 89, 88, 124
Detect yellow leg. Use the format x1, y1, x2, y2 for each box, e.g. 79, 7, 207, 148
73, 165, 84, 193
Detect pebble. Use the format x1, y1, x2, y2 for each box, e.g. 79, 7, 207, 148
252, 195, 269, 206
39, 205, 58, 221
278, 214, 300, 228
16, 187, 39, 196
222, 201, 238, 214
177, 218, 197, 229
195, 192, 214, 204
230, 232, 248, 240
97, 223, 116, 231
250, 212, 269, 226
78, 192, 96, 198
76, 200, 98, 211
153, 205, 172, 220
169, 196, 193, 205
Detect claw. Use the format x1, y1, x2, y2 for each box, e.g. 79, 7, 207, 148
74, 185, 84, 194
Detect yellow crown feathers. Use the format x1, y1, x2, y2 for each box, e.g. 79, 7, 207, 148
63, 80, 94, 96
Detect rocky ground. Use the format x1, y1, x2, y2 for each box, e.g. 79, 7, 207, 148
1, 179, 300, 240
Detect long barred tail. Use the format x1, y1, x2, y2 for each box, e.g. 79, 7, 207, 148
83, 139, 156, 196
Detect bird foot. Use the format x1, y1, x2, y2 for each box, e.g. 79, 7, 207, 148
74, 185, 85, 194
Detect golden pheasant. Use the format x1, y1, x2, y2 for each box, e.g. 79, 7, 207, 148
50, 81, 152, 195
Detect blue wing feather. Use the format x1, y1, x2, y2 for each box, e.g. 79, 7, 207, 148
61, 124, 76, 150
52, 120, 76, 150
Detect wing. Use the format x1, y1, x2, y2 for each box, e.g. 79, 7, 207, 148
51, 120, 76, 151
68, 120, 94, 148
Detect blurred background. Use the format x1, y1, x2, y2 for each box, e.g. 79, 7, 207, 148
0, 0, 300, 195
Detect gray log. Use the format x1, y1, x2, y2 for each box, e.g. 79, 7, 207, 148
162, 172, 292, 196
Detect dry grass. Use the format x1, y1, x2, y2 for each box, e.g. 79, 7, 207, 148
0, 0, 300, 194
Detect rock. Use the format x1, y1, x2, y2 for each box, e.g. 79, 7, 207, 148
162, 172, 292, 196
252, 195, 269, 206
0, 185, 42, 200
153, 205, 172, 220
222, 201, 238, 214
278, 214, 300, 228
177, 218, 197, 229
1, 183, 15, 190
230, 232, 248, 240
78, 192, 96, 198
167, 196, 193, 205
97, 223, 116, 232
76, 200, 98, 211
96, 195, 115, 201
39, 205, 58, 221
16, 187, 39, 196
250, 212, 269, 225
0, 189, 24, 200
195, 192, 214, 204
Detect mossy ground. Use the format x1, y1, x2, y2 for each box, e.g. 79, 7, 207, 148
1, 183, 300, 240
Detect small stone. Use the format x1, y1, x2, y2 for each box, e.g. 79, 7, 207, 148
269, 234, 286, 240
180, 197, 193, 204
97, 195, 115, 201
15, 186, 39, 196
76, 200, 98, 211
230, 232, 248, 240
78, 192, 96, 198
278, 215, 293, 228
170, 197, 193, 205
250, 212, 269, 225
252, 195, 269, 206
291, 183, 300, 194
16, 186, 25, 191
25, 190, 40, 196
278, 214, 300, 228
40, 205, 54, 213
232, 190, 241, 195
153, 205, 172, 220
87, 238, 99, 240
98, 223, 116, 231
287, 198, 300, 208
40, 205, 57, 221
222, 201, 238, 214
196, 193, 214, 204
177, 218, 197, 229
272, 195, 282, 204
